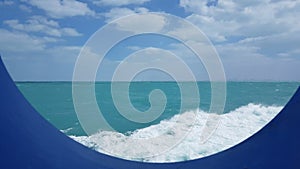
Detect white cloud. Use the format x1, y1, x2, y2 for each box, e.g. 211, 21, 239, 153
19, 4, 32, 13
0, 29, 81, 81
216, 43, 300, 81
127, 46, 143, 51
0, 0, 14, 5
0, 29, 46, 53
167, 21, 215, 43
110, 47, 201, 81
113, 12, 166, 33
93, 0, 150, 7
61, 28, 82, 37
0, 27, 79, 57
2, 45, 81, 81
103, 7, 149, 23
185, 14, 237, 42
22, 0, 95, 18
178, 0, 300, 81
180, 0, 300, 42
4, 16, 81, 37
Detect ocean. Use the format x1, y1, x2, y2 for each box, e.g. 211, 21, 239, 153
17, 82, 299, 162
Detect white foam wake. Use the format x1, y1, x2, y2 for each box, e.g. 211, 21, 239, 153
70, 103, 282, 162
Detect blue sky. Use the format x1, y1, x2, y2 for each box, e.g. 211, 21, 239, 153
0, 0, 299, 81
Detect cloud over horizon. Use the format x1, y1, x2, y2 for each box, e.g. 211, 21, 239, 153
1, 0, 299, 81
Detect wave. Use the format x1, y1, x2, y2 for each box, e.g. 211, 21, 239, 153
69, 103, 282, 162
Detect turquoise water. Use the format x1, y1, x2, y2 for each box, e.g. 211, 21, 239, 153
16, 82, 300, 162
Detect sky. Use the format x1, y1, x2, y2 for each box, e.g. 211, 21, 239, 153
0, 0, 300, 81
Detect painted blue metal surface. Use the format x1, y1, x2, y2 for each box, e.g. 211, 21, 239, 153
0, 56, 299, 169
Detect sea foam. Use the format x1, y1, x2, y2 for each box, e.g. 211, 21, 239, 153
70, 103, 282, 162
